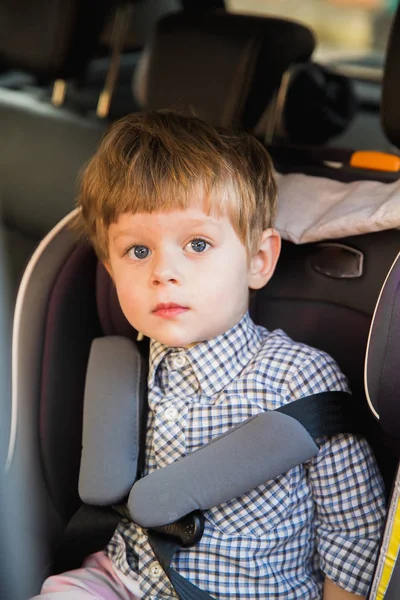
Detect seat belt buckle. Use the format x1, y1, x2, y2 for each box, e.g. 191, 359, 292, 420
148, 510, 205, 548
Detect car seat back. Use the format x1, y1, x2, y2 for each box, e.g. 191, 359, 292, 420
9, 164, 400, 589
0, 91, 105, 294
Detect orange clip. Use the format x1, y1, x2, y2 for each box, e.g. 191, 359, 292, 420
350, 151, 400, 172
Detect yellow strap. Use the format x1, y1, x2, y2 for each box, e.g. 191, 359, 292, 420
376, 496, 400, 599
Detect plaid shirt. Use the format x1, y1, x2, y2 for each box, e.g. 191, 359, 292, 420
106, 312, 385, 599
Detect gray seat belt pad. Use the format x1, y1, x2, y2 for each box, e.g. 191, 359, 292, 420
79, 337, 142, 505
129, 410, 318, 527
79, 337, 319, 527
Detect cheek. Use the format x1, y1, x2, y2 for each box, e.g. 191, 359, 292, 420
114, 276, 143, 317
196, 255, 248, 300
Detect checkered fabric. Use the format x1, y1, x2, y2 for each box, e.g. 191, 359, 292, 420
106, 313, 386, 599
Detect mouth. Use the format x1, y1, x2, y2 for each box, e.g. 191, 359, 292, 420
152, 303, 189, 319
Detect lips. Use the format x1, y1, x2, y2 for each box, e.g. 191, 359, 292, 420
152, 303, 189, 318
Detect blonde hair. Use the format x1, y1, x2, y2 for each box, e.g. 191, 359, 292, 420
76, 110, 277, 261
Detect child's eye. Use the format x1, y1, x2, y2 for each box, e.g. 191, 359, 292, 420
186, 238, 210, 253
127, 245, 151, 260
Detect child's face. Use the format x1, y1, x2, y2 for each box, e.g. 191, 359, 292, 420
106, 203, 279, 347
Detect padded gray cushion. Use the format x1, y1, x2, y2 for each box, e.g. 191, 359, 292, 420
129, 411, 318, 528
79, 337, 142, 505
79, 337, 319, 525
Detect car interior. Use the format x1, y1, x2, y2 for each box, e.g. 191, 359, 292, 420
1, 1, 400, 599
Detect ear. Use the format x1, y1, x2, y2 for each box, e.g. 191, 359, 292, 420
248, 228, 281, 290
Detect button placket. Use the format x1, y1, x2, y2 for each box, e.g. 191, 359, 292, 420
154, 398, 188, 468
149, 563, 163, 580
170, 354, 187, 370
164, 406, 179, 422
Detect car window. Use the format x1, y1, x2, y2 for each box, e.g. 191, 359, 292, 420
226, 0, 395, 69
228, 1, 399, 152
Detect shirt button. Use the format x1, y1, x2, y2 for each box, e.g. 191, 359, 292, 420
164, 406, 179, 422
149, 563, 162, 580
171, 355, 187, 369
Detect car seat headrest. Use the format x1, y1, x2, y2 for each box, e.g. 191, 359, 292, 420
283, 63, 358, 145
96, 262, 136, 341
365, 251, 400, 447
0, 0, 112, 81
144, 11, 315, 129
382, 2, 400, 150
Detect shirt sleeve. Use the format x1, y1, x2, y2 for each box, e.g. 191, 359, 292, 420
307, 432, 386, 595
284, 349, 386, 596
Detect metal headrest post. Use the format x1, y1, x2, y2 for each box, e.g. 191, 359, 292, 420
97, 2, 133, 119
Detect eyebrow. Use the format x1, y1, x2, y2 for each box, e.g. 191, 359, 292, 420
181, 217, 221, 228
111, 215, 222, 242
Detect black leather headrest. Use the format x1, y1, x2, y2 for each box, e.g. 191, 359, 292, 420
284, 63, 358, 145
145, 11, 315, 129
0, 0, 112, 81
382, 3, 400, 149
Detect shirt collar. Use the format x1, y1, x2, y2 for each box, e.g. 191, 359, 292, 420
148, 312, 262, 396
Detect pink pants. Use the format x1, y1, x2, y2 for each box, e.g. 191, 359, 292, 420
31, 552, 142, 599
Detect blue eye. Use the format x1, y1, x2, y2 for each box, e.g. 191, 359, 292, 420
190, 239, 208, 253
130, 245, 150, 260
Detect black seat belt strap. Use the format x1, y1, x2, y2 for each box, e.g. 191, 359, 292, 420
148, 530, 216, 600
277, 390, 359, 438
53, 504, 121, 574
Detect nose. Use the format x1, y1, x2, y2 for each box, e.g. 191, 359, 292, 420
150, 251, 181, 287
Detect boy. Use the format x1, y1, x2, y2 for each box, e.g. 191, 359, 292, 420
34, 111, 385, 600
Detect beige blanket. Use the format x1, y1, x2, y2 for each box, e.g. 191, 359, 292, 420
275, 172, 400, 244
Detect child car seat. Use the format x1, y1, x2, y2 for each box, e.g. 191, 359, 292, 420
6, 7, 400, 600
3, 11, 318, 595
8, 178, 400, 598
8, 116, 400, 596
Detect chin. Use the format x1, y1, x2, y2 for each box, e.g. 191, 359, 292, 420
147, 326, 197, 348
156, 336, 195, 347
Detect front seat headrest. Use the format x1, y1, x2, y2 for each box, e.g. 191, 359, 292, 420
143, 11, 315, 129
0, 0, 112, 81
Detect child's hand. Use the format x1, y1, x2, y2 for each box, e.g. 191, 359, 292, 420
323, 577, 366, 600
